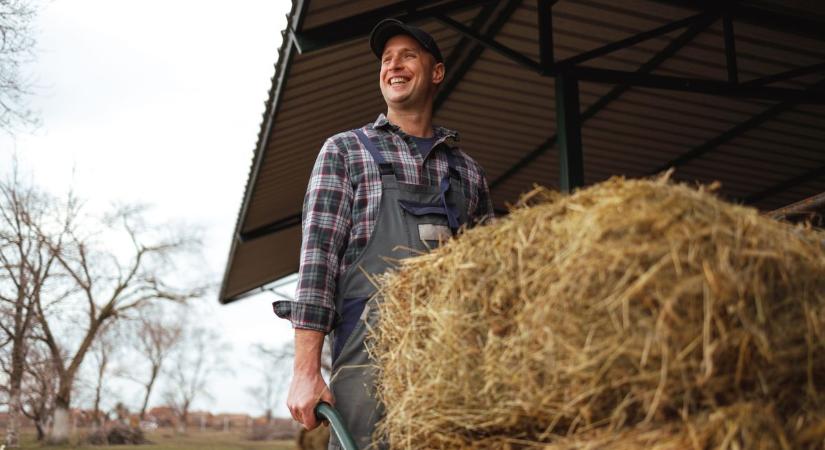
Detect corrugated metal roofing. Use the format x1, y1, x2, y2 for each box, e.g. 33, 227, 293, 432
220, 0, 825, 303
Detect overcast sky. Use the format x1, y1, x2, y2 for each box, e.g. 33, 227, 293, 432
0, 0, 296, 416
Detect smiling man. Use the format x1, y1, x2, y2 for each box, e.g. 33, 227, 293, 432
274, 19, 494, 450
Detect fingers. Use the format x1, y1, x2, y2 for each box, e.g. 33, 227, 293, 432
286, 396, 300, 422
287, 384, 300, 423
288, 399, 316, 430
301, 403, 319, 430
288, 396, 321, 429
288, 401, 315, 430
300, 385, 334, 430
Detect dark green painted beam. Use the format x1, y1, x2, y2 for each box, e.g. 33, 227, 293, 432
434, 0, 522, 113
651, 78, 825, 175
292, 0, 494, 53
556, 72, 584, 193
490, 15, 715, 190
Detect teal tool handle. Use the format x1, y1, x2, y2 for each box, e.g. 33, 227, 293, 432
314, 401, 359, 450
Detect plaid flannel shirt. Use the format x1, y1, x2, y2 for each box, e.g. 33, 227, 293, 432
273, 114, 494, 333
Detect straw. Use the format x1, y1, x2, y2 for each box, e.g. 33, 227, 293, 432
371, 176, 825, 449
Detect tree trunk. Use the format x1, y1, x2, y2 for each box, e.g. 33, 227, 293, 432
34, 421, 45, 441
139, 367, 159, 420
5, 262, 27, 449
92, 388, 101, 430
5, 385, 21, 448
49, 384, 73, 444
92, 369, 104, 430
179, 409, 188, 434
50, 401, 70, 444
45, 315, 96, 442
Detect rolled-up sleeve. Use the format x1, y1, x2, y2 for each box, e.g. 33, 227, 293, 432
273, 137, 353, 333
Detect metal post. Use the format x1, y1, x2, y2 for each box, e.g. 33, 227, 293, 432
555, 72, 584, 192
723, 14, 738, 83
538, 0, 554, 70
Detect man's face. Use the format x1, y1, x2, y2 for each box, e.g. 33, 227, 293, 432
379, 34, 444, 110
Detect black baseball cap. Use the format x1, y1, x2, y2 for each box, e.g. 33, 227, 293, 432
369, 19, 444, 63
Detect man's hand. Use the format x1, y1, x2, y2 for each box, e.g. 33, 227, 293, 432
286, 329, 334, 430
287, 367, 333, 429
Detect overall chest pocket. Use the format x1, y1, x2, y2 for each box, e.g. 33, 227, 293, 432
398, 199, 457, 248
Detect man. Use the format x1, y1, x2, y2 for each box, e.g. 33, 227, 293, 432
274, 18, 494, 449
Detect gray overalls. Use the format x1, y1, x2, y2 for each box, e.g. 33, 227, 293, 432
329, 129, 469, 450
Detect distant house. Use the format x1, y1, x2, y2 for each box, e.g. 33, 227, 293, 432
147, 406, 176, 428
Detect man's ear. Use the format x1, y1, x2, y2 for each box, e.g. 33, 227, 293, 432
432, 62, 445, 85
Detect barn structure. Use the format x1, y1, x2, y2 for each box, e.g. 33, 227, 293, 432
219, 0, 825, 304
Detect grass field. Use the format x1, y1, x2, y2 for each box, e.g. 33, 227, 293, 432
19, 430, 296, 450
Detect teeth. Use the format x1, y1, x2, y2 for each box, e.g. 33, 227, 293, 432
390, 77, 408, 85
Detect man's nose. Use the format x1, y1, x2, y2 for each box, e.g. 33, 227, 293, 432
387, 54, 403, 70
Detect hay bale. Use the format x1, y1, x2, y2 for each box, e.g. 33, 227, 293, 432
105, 424, 146, 445
373, 176, 825, 449
541, 402, 808, 450
85, 424, 147, 445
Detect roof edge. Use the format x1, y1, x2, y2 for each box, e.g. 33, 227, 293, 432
219, 0, 307, 304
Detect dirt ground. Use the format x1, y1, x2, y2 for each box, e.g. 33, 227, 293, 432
21, 429, 296, 450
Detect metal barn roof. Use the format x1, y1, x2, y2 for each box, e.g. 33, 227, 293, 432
220, 0, 825, 303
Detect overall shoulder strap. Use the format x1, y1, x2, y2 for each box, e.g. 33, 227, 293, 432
444, 148, 461, 180
353, 129, 394, 175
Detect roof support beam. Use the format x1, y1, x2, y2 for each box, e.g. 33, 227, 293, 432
650, 78, 825, 175
440, 0, 499, 74
566, 67, 825, 102
435, 13, 825, 103
556, 11, 712, 68
438, 9, 711, 73
556, 73, 584, 192
742, 62, 825, 88
433, 12, 543, 72
490, 16, 715, 190
538, 0, 556, 70
434, 0, 522, 113
746, 165, 825, 204
723, 14, 738, 84
238, 213, 302, 243
649, 0, 825, 43
292, 0, 494, 54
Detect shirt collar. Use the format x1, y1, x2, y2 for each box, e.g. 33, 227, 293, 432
373, 113, 460, 149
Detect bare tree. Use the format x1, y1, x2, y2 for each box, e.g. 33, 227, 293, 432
0, 168, 73, 448
126, 307, 183, 420
163, 326, 228, 433
0, 0, 39, 133
34, 204, 204, 443
20, 343, 57, 441
87, 321, 119, 430
246, 344, 286, 424
246, 341, 331, 423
